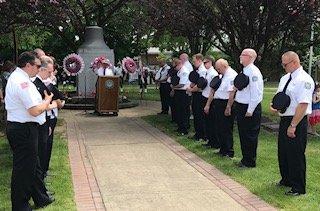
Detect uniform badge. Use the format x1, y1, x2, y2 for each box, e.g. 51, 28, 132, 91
20, 82, 29, 89
252, 76, 258, 82
304, 82, 311, 90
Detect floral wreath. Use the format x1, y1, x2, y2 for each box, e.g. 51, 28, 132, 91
91, 56, 112, 74
63, 53, 85, 76
122, 57, 137, 73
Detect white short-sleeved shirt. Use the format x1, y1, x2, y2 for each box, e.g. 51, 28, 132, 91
276, 67, 314, 116
202, 67, 218, 98
214, 67, 238, 100
155, 64, 170, 83
197, 63, 207, 78
235, 63, 264, 113
183, 61, 193, 73
5, 67, 46, 125
177, 66, 190, 90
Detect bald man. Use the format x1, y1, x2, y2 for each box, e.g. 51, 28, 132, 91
235, 48, 263, 168
34, 48, 46, 58
271, 51, 314, 196
213, 59, 238, 157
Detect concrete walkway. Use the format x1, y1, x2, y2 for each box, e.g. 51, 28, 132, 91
63, 101, 276, 211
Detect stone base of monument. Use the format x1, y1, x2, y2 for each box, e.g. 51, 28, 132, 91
64, 96, 139, 110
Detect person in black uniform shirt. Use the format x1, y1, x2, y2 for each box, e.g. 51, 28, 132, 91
5, 52, 55, 210
168, 58, 179, 123
271, 51, 314, 196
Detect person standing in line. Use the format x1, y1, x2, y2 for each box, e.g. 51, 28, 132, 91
155, 59, 171, 115
271, 51, 314, 196
234, 48, 263, 168
172, 59, 191, 135
202, 56, 219, 148
213, 59, 238, 157
187, 53, 207, 141
5, 52, 55, 210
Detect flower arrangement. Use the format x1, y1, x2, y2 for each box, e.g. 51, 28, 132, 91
91, 56, 112, 73
121, 57, 137, 73
63, 53, 85, 76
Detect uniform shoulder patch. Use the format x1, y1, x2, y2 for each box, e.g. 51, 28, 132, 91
252, 76, 258, 82
20, 82, 29, 89
304, 82, 311, 90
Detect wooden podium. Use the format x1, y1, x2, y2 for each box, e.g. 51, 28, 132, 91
95, 76, 120, 115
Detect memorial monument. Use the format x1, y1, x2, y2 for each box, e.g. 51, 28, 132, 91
77, 26, 114, 97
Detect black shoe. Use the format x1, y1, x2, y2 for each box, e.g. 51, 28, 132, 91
34, 196, 55, 209
157, 111, 168, 115
285, 190, 303, 196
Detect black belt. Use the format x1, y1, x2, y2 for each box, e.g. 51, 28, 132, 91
7, 121, 39, 126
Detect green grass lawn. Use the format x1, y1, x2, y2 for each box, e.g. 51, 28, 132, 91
0, 119, 76, 210
142, 115, 320, 210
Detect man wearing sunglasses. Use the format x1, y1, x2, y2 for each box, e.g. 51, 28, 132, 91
5, 51, 56, 210
271, 51, 314, 196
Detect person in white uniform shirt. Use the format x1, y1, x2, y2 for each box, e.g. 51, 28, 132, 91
187, 53, 207, 141
179, 53, 193, 73
155, 59, 171, 114
5, 52, 55, 210
201, 56, 219, 148
235, 48, 263, 168
213, 59, 238, 157
271, 51, 314, 196
95, 59, 114, 76
172, 59, 191, 135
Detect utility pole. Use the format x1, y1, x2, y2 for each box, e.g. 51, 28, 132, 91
308, 22, 314, 76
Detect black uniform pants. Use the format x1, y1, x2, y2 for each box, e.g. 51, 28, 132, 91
7, 122, 50, 211
170, 89, 176, 122
38, 121, 49, 178
160, 83, 171, 113
201, 96, 219, 148
236, 103, 261, 167
215, 99, 235, 157
45, 117, 57, 173
175, 90, 191, 133
192, 92, 205, 139
278, 116, 307, 194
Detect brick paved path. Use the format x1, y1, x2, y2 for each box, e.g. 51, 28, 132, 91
63, 101, 276, 211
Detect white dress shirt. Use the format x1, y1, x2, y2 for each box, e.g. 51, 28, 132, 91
155, 64, 170, 83
235, 63, 264, 114
202, 67, 218, 98
177, 66, 190, 90
276, 67, 314, 116
183, 61, 193, 73
214, 67, 238, 100
5, 68, 46, 125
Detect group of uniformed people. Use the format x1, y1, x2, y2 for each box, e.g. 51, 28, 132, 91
155, 49, 315, 196
5, 49, 65, 210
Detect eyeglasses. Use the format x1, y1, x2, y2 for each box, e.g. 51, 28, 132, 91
282, 60, 294, 68
204, 61, 210, 64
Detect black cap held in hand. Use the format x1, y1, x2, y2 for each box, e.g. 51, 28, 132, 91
209, 75, 222, 91
197, 77, 208, 89
188, 70, 199, 83
171, 75, 180, 86
234, 73, 249, 90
